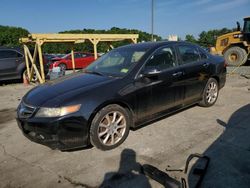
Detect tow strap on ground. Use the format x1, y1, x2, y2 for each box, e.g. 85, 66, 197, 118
142, 153, 210, 188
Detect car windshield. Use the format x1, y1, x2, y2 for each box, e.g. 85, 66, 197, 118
61, 53, 72, 59
85, 46, 148, 77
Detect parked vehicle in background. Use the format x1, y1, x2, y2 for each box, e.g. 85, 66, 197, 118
0, 46, 49, 81
0, 47, 25, 81
16, 41, 226, 151
49, 52, 96, 70
212, 16, 250, 66
44, 54, 57, 61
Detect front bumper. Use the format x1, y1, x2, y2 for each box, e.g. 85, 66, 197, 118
16, 114, 90, 150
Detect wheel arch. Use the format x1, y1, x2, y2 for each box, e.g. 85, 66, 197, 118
17, 62, 26, 79
211, 75, 220, 86
58, 62, 67, 68
87, 100, 135, 130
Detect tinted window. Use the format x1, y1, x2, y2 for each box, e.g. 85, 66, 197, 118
83, 53, 93, 57
177, 45, 200, 64
0, 51, 5, 59
198, 48, 208, 60
74, 53, 82, 59
0, 50, 22, 59
80, 53, 87, 58
145, 46, 177, 70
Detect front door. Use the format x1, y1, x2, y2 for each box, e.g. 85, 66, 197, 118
135, 45, 185, 121
74, 53, 82, 69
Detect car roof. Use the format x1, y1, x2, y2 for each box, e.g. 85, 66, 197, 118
0, 46, 23, 52
117, 41, 197, 50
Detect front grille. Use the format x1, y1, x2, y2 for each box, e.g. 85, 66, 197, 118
18, 102, 36, 119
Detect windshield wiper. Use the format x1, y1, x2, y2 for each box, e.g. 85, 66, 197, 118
84, 70, 104, 76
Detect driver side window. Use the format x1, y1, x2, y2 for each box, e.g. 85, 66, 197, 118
145, 46, 176, 70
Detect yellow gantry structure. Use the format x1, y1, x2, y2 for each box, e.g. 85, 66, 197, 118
20, 33, 139, 83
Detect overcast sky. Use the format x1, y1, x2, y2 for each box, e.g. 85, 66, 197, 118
0, 0, 250, 39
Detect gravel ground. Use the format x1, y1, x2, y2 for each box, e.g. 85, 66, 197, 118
0, 73, 249, 188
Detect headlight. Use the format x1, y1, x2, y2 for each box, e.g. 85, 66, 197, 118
35, 104, 81, 118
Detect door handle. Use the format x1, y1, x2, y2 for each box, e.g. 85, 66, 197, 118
172, 71, 183, 77
203, 63, 209, 67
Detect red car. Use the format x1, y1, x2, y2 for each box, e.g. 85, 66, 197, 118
49, 52, 96, 70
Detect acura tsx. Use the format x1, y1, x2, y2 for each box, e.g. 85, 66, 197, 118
16, 41, 226, 150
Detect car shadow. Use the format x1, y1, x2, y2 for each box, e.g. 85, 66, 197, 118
99, 148, 152, 188
188, 104, 250, 187
0, 79, 22, 86
61, 145, 93, 152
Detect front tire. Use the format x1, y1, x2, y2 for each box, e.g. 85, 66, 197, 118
90, 104, 130, 150
58, 63, 67, 71
22, 69, 38, 82
224, 46, 247, 66
199, 78, 219, 107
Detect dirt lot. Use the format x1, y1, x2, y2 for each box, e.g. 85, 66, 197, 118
0, 74, 249, 188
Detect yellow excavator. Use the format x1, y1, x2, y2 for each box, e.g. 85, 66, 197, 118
212, 17, 250, 66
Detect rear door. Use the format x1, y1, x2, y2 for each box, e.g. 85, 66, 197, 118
175, 44, 211, 103
82, 53, 95, 68
76, 53, 95, 68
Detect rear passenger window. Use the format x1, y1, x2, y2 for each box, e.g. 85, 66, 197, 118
0, 51, 5, 59
198, 48, 208, 60
80, 53, 87, 58
177, 45, 200, 65
74, 53, 81, 59
0, 50, 22, 59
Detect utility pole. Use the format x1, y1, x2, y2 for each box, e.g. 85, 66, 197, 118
151, 0, 154, 42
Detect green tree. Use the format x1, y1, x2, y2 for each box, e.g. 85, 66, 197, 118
43, 27, 162, 53
198, 28, 233, 47
185, 34, 197, 44
0, 25, 29, 47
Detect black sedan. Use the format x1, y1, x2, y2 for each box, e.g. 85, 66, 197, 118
16, 41, 226, 150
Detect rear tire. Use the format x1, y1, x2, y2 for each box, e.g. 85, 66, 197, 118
199, 78, 219, 107
224, 46, 247, 66
90, 104, 130, 150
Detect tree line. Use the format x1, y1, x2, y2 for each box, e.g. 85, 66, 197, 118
0, 25, 235, 53
184, 28, 236, 47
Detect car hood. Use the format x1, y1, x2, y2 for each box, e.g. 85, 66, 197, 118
23, 72, 113, 107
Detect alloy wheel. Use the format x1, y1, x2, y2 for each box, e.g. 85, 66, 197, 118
206, 81, 218, 104
97, 111, 127, 146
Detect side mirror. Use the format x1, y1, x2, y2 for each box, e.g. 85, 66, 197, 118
141, 68, 161, 78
